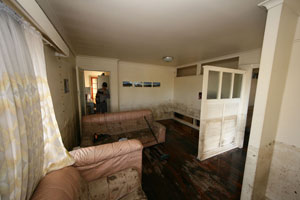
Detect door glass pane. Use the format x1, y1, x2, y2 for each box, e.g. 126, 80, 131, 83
233, 74, 243, 98
207, 71, 220, 99
221, 72, 232, 99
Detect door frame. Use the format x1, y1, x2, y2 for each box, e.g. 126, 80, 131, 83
90, 76, 98, 102
76, 66, 83, 138
76, 67, 112, 138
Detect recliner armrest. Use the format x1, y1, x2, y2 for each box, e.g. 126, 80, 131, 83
30, 167, 81, 200
69, 139, 143, 182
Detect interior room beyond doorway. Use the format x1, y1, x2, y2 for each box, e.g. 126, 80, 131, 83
83, 70, 111, 115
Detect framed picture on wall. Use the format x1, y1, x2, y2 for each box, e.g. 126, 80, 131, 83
134, 82, 143, 87
153, 82, 160, 87
143, 82, 152, 87
123, 81, 133, 87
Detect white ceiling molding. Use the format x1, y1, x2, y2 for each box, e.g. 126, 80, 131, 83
13, 0, 69, 56
258, 0, 284, 10
259, 0, 300, 16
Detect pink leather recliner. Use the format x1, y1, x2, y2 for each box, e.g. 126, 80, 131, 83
30, 139, 147, 200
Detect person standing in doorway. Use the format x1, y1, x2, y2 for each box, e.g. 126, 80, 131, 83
96, 82, 110, 113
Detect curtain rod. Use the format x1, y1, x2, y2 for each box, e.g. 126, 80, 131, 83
42, 37, 54, 47
2, 0, 64, 54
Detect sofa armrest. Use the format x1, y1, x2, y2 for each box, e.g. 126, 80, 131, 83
69, 139, 143, 182
151, 122, 166, 143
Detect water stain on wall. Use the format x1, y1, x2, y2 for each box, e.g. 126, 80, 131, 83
124, 101, 201, 121
173, 102, 200, 118
266, 141, 300, 200
61, 114, 80, 150
44, 46, 80, 150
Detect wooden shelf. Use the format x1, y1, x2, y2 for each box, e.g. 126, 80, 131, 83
173, 111, 200, 130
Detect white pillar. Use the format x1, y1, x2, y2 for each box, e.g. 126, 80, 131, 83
241, 0, 300, 199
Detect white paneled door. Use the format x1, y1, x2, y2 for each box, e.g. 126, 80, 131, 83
197, 66, 250, 161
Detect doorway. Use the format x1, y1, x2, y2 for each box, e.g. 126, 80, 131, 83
78, 69, 111, 116
244, 68, 259, 147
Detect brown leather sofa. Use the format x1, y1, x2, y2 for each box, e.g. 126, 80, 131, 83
81, 109, 166, 147
31, 139, 147, 200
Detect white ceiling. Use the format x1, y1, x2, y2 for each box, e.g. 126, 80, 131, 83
36, 0, 267, 66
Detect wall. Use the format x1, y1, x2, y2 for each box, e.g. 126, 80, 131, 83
118, 61, 176, 119
173, 49, 261, 119
76, 56, 175, 119
265, 16, 300, 200
44, 46, 79, 150
173, 76, 203, 118
76, 56, 119, 112
176, 49, 261, 72
76, 49, 261, 122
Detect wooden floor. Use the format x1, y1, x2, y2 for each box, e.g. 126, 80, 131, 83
142, 119, 249, 200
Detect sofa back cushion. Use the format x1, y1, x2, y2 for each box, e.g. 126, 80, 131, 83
82, 109, 154, 137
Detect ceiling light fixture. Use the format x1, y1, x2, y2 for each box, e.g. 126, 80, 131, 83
162, 56, 173, 62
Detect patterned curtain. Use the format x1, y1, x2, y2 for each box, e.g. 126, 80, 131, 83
0, 3, 74, 200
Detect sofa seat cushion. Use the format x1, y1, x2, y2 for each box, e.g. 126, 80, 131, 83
82, 129, 156, 147
82, 168, 147, 200
119, 187, 147, 200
